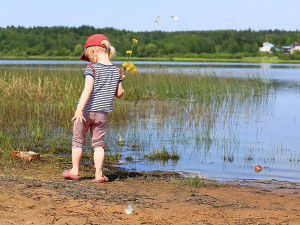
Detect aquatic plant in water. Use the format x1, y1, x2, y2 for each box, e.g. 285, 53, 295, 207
145, 146, 179, 162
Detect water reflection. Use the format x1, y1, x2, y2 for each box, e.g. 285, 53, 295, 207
102, 87, 299, 182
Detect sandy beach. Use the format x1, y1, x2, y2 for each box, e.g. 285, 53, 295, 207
0, 157, 299, 225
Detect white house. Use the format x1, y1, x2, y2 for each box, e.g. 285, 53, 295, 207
282, 42, 300, 54
259, 42, 276, 53
291, 42, 300, 54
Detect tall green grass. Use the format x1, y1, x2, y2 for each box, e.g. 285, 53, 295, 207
123, 70, 270, 100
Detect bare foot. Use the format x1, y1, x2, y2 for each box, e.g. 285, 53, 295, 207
95, 171, 103, 180
69, 169, 79, 176
61, 169, 82, 179
93, 176, 109, 183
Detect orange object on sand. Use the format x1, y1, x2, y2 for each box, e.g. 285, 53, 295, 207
11, 151, 40, 161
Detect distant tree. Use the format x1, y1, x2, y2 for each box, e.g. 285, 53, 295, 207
136, 45, 146, 57
145, 43, 158, 56
270, 47, 277, 54
1, 26, 300, 59
292, 50, 300, 60
224, 40, 240, 53
73, 44, 83, 56
276, 49, 283, 56
243, 43, 254, 53
213, 44, 220, 52
165, 43, 177, 55
252, 43, 259, 53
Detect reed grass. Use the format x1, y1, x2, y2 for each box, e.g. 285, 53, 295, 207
123, 70, 270, 101
145, 146, 179, 162
0, 66, 275, 163
125, 156, 134, 161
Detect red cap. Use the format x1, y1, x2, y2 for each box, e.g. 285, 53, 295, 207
80, 34, 110, 61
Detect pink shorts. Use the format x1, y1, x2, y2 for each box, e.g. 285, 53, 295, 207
71, 111, 108, 149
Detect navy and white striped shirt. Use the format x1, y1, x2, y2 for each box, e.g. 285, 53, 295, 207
79, 63, 123, 112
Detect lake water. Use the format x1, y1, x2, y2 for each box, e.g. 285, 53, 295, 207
2, 59, 300, 82
2, 60, 299, 182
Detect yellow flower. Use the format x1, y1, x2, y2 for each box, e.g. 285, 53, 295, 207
128, 62, 134, 69
132, 66, 137, 74
126, 50, 132, 54
124, 63, 134, 71
132, 39, 138, 44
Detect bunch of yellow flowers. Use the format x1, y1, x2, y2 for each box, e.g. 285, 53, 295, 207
122, 39, 138, 76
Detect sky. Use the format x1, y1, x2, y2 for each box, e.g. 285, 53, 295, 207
0, 0, 299, 32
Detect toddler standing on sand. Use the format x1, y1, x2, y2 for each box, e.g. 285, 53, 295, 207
62, 34, 124, 183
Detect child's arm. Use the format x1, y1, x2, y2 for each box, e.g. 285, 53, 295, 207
115, 81, 124, 98
72, 76, 94, 124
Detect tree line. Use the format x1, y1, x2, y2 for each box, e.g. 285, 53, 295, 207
0, 26, 300, 59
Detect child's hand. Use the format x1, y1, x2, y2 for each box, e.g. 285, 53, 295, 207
71, 110, 86, 124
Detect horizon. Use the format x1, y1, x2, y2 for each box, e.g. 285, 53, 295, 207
1, 0, 299, 32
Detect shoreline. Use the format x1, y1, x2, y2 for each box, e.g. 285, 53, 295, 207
109, 163, 300, 186
1, 154, 299, 189
2, 157, 299, 189
1, 56, 300, 64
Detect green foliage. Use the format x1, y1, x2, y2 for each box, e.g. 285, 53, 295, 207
224, 39, 240, 53
294, 50, 300, 55
73, 44, 83, 56
270, 47, 277, 54
145, 43, 157, 56
279, 51, 300, 60
0, 26, 300, 58
105, 152, 122, 164
172, 174, 219, 188
145, 146, 179, 162
125, 156, 134, 161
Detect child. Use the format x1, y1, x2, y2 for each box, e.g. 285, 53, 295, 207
61, 34, 124, 183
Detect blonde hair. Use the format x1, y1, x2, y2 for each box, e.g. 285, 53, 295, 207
85, 40, 116, 60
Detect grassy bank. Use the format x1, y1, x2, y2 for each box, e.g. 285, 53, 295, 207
1, 55, 300, 64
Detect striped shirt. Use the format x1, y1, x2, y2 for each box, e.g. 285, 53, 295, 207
79, 63, 123, 112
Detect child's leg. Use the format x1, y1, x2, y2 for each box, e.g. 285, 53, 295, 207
70, 147, 83, 175
68, 111, 90, 175
90, 111, 108, 180
94, 147, 105, 180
